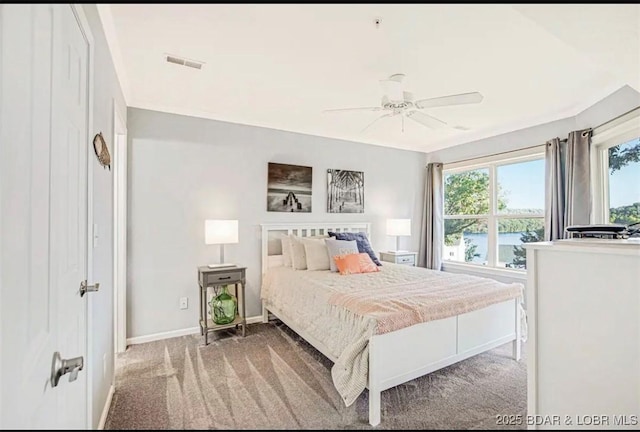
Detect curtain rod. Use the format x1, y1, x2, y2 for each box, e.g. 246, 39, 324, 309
592, 105, 640, 131
440, 105, 639, 167
440, 142, 548, 167
442, 108, 637, 167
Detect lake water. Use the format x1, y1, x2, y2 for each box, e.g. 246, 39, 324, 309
464, 232, 526, 264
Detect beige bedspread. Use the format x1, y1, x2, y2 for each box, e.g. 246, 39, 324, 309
261, 263, 523, 406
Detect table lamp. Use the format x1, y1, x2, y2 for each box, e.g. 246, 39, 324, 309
205, 219, 238, 268
386, 219, 411, 252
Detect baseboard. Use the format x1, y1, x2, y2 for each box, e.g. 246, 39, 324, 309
245, 315, 263, 325
97, 384, 115, 430
127, 326, 200, 345
126, 315, 264, 345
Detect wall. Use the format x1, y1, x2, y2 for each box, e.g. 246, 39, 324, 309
425, 84, 640, 285
425, 117, 575, 164
575, 85, 640, 129
82, 4, 127, 429
127, 108, 427, 339
427, 85, 640, 165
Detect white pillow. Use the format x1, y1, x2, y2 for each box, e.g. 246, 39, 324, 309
280, 235, 292, 267
289, 234, 329, 270
289, 235, 308, 270
302, 238, 330, 271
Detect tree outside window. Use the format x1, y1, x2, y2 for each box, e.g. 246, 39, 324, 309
608, 138, 640, 226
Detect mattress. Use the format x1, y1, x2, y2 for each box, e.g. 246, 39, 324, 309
261, 263, 523, 406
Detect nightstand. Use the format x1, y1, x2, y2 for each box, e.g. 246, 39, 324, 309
379, 251, 418, 266
198, 266, 247, 345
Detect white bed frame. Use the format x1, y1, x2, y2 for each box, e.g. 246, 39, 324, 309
260, 222, 521, 426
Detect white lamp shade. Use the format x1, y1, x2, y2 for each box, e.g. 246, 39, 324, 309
386, 219, 411, 236
205, 220, 238, 244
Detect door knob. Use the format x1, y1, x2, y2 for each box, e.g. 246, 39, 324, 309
50, 351, 84, 387
80, 280, 100, 297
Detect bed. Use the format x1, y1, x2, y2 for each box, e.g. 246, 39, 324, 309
260, 222, 524, 426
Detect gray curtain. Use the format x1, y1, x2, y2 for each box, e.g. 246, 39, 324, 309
565, 129, 592, 227
418, 163, 444, 270
544, 129, 592, 240
545, 138, 565, 241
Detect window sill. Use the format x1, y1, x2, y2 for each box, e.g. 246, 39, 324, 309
441, 261, 528, 282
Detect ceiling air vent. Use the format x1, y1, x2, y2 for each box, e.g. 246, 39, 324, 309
165, 54, 204, 70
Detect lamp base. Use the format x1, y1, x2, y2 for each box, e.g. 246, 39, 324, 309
207, 263, 236, 269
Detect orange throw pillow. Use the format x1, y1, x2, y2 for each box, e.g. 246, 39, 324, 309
334, 253, 380, 275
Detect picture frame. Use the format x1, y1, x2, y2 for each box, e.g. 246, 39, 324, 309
267, 162, 313, 212
327, 169, 364, 213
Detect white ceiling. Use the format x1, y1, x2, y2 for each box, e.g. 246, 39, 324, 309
99, 4, 640, 153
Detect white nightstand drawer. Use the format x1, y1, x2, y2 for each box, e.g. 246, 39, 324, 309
397, 255, 415, 265
379, 252, 418, 266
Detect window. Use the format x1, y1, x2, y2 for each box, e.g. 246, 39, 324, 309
608, 138, 640, 224
592, 109, 640, 225
443, 152, 545, 271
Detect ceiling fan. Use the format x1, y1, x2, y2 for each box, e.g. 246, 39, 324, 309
323, 73, 483, 133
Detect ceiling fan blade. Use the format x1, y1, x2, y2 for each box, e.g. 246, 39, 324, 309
323, 107, 383, 113
361, 113, 393, 133
405, 110, 448, 129
415, 92, 484, 109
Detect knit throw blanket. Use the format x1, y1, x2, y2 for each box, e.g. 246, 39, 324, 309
261, 264, 523, 406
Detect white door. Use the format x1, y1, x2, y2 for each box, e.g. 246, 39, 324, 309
0, 4, 90, 429
51, 4, 90, 429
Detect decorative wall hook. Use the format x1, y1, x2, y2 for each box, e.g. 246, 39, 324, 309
92, 132, 111, 170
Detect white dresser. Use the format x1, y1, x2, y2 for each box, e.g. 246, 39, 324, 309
525, 239, 640, 430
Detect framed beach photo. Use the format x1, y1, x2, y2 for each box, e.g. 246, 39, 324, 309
267, 163, 313, 212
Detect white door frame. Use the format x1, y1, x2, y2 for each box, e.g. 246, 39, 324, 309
69, 4, 94, 429
113, 102, 127, 354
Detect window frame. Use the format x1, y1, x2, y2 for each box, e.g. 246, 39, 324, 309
443, 146, 545, 273
591, 108, 640, 224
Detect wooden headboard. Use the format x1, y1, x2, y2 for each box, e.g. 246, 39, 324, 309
260, 222, 371, 273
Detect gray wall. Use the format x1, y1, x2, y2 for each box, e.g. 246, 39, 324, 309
427, 85, 640, 164
575, 85, 640, 129
127, 108, 427, 338
425, 117, 575, 164
82, 5, 127, 428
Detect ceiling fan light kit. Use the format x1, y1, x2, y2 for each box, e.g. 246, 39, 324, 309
324, 73, 483, 133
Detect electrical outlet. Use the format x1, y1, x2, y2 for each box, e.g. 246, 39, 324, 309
180, 297, 188, 310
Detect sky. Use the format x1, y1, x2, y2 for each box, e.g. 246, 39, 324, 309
498, 158, 545, 211
609, 138, 640, 208
497, 138, 639, 210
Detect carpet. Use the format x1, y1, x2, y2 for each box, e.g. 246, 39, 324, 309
105, 321, 526, 430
